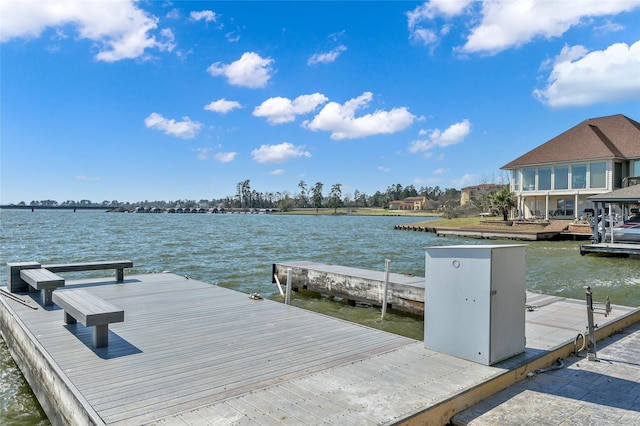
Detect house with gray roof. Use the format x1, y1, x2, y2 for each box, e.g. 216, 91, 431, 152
501, 114, 640, 220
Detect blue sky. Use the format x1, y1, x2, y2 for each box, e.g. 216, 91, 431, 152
1, 1, 639, 204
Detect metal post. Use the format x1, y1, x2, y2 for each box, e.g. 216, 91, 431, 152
285, 268, 292, 305
608, 203, 614, 244
274, 274, 285, 297
381, 259, 391, 319
585, 286, 598, 361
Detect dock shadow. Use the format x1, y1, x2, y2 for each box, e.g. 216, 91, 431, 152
62, 324, 142, 359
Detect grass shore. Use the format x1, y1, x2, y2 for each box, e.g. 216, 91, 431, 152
277, 208, 550, 232
278, 208, 441, 217
278, 209, 517, 229
277, 208, 544, 230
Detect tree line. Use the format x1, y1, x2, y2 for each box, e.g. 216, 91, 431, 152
14, 180, 465, 212
232, 180, 462, 212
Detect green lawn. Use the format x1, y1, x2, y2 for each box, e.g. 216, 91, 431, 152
279, 208, 441, 217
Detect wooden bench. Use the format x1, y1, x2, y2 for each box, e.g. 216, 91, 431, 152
43, 260, 133, 282
52, 289, 124, 348
20, 268, 65, 306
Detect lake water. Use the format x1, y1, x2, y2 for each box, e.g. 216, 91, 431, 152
1, 209, 639, 424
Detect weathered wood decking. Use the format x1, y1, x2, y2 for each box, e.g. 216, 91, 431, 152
1, 272, 639, 425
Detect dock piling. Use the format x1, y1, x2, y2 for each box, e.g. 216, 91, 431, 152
381, 259, 391, 319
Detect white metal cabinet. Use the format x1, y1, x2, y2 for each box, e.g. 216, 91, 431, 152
424, 245, 526, 365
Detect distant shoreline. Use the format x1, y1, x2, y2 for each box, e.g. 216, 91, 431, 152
0, 205, 441, 217
0, 205, 111, 211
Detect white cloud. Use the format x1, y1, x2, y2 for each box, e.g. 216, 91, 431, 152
460, 0, 640, 54
251, 142, 312, 164
303, 92, 415, 140
253, 93, 329, 124
204, 98, 242, 114
406, 1, 640, 54
411, 28, 439, 46
144, 112, 202, 139
407, 0, 472, 28
406, 0, 473, 46
166, 9, 180, 20
432, 167, 448, 175
207, 52, 274, 88
270, 169, 285, 176
0, 0, 175, 61
308, 45, 347, 65
534, 41, 640, 107
190, 10, 217, 22
452, 173, 480, 187
226, 32, 240, 43
194, 147, 212, 160
409, 119, 471, 153
378, 166, 391, 172
594, 20, 626, 33
214, 152, 237, 163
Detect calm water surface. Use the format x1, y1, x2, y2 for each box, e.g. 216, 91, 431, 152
1, 209, 639, 424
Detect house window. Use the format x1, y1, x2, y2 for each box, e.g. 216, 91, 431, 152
512, 170, 519, 191
571, 164, 587, 189
589, 162, 606, 189
632, 160, 640, 176
523, 168, 536, 191
614, 162, 623, 188
554, 166, 568, 190
556, 199, 574, 217
538, 167, 551, 190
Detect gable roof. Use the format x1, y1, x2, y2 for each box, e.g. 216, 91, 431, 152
501, 114, 640, 169
587, 184, 640, 203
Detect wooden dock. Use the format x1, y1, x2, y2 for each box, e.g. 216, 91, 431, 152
395, 220, 592, 241
1, 271, 639, 425
580, 242, 640, 256
273, 261, 425, 315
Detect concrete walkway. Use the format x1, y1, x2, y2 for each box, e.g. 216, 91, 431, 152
453, 321, 640, 425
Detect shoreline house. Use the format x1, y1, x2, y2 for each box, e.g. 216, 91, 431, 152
501, 114, 640, 220
388, 196, 428, 211
460, 184, 504, 208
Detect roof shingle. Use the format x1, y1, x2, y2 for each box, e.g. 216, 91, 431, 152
501, 114, 640, 169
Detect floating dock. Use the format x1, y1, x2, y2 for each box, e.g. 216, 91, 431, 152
273, 261, 425, 315
1, 271, 639, 425
580, 242, 640, 257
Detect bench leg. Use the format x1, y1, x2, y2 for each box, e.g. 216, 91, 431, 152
43, 289, 54, 306
116, 268, 124, 282
64, 311, 77, 325
93, 324, 109, 348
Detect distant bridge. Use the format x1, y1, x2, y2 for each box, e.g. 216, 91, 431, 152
0, 205, 113, 211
